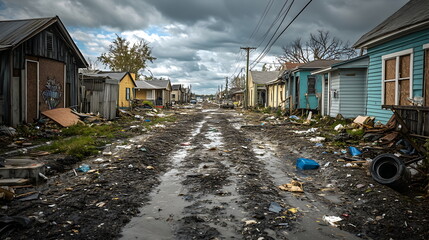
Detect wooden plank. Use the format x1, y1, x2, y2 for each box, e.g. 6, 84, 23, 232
399, 79, 411, 106
385, 58, 396, 80
385, 81, 396, 105
400, 54, 410, 78
41, 108, 80, 127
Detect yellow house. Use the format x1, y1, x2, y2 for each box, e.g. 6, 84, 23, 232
96, 72, 136, 108
266, 78, 286, 109
247, 71, 279, 107
135, 79, 172, 107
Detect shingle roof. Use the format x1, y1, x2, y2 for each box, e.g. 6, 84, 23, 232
172, 84, 182, 90
297, 60, 342, 69
353, 0, 429, 48
250, 71, 280, 84
135, 80, 170, 89
0, 16, 87, 67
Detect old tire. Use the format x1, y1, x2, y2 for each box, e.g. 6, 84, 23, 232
370, 154, 409, 190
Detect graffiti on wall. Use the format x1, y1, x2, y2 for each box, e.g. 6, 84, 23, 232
42, 78, 62, 109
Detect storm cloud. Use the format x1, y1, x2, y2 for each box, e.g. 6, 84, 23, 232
0, 0, 408, 94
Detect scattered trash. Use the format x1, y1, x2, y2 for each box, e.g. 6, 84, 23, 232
266, 116, 276, 120
356, 184, 365, 189
0, 126, 17, 136
278, 180, 304, 193
315, 143, 324, 147
146, 166, 155, 170
353, 116, 374, 126
41, 108, 81, 127
296, 158, 320, 170
310, 137, 325, 143
96, 202, 106, 208
348, 146, 362, 156
288, 208, 298, 214
289, 115, 300, 120
209, 147, 217, 151
245, 220, 257, 225
293, 128, 318, 134
76, 164, 90, 173
268, 202, 283, 213
181, 142, 191, 146
144, 119, 151, 122
334, 124, 344, 131
323, 215, 342, 226
139, 148, 148, 152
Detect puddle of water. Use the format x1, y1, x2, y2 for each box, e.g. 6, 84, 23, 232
120, 118, 208, 240
202, 126, 223, 149
252, 142, 360, 240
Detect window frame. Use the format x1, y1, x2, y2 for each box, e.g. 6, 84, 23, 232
307, 76, 316, 95
381, 48, 413, 105
126, 87, 131, 100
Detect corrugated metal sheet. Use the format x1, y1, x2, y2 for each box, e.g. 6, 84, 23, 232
0, 17, 53, 47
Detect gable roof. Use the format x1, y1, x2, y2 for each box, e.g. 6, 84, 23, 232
282, 62, 305, 70
172, 84, 182, 90
86, 71, 136, 87
0, 16, 87, 67
250, 71, 280, 84
353, 0, 429, 48
295, 60, 342, 70
135, 79, 171, 89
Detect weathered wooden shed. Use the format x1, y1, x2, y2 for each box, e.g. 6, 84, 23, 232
81, 74, 119, 120
0, 16, 87, 126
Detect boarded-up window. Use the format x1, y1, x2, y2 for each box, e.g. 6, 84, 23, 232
307, 76, 316, 94
383, 53, 412, 106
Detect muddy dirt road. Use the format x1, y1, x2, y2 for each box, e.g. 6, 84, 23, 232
120, 106, 358, 240
2, 104, 428, 240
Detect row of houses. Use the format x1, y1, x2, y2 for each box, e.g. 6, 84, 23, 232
0, 16, 192, 126
242, 0, 429, 133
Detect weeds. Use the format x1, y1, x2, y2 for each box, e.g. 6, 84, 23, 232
38, 136, 99, 160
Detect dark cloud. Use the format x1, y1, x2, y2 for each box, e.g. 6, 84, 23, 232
0, 0, 409, 94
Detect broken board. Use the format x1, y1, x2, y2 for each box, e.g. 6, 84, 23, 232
41, 108, 80, 127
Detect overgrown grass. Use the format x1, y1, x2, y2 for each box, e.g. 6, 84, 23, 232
38, 136, 99, 160
62, 123, 123, 139
142, 116, 177, 128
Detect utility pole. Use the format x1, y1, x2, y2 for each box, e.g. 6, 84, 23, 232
241, 47, 256, 108
225, 77, 229, 100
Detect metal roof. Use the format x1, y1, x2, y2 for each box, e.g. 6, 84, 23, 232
135, 79, 171, 89
0, 16, 88, 67
353, 0, 429, 48
250, 71, 280, 84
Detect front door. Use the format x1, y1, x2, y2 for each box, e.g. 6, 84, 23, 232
26, 60, 38, 123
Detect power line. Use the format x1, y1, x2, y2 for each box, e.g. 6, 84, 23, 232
251, 0, 295, 68
250, 0, 313, 69
247, 0, 274, 45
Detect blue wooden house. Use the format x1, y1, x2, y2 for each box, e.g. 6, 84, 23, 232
287, 60, 340, 111
311, 56, 369, 118
353, 0, 429, 123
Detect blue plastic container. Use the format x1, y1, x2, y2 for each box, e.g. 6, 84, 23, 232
348, 146, 362, 156
296, 158, 320, 170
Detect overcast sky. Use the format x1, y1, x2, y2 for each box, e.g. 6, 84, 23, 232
0, 0, 408, 94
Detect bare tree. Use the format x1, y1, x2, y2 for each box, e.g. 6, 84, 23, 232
230, 75, 245, 89
278, 30, 356, 63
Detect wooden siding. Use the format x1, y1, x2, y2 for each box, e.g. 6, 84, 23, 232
118, 74, 135, 108
366, 29, 429, 123
329, 71, 340, 117
297, 71, 322, 110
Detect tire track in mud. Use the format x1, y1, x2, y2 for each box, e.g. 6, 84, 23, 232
121, 108, 298, 240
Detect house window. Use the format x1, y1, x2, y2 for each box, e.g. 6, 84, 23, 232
46, 32, 53, 58
126, 88, 131, 100
382, 49, 413, 105
146, 90, 153, 99
307, 76, 316, 94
